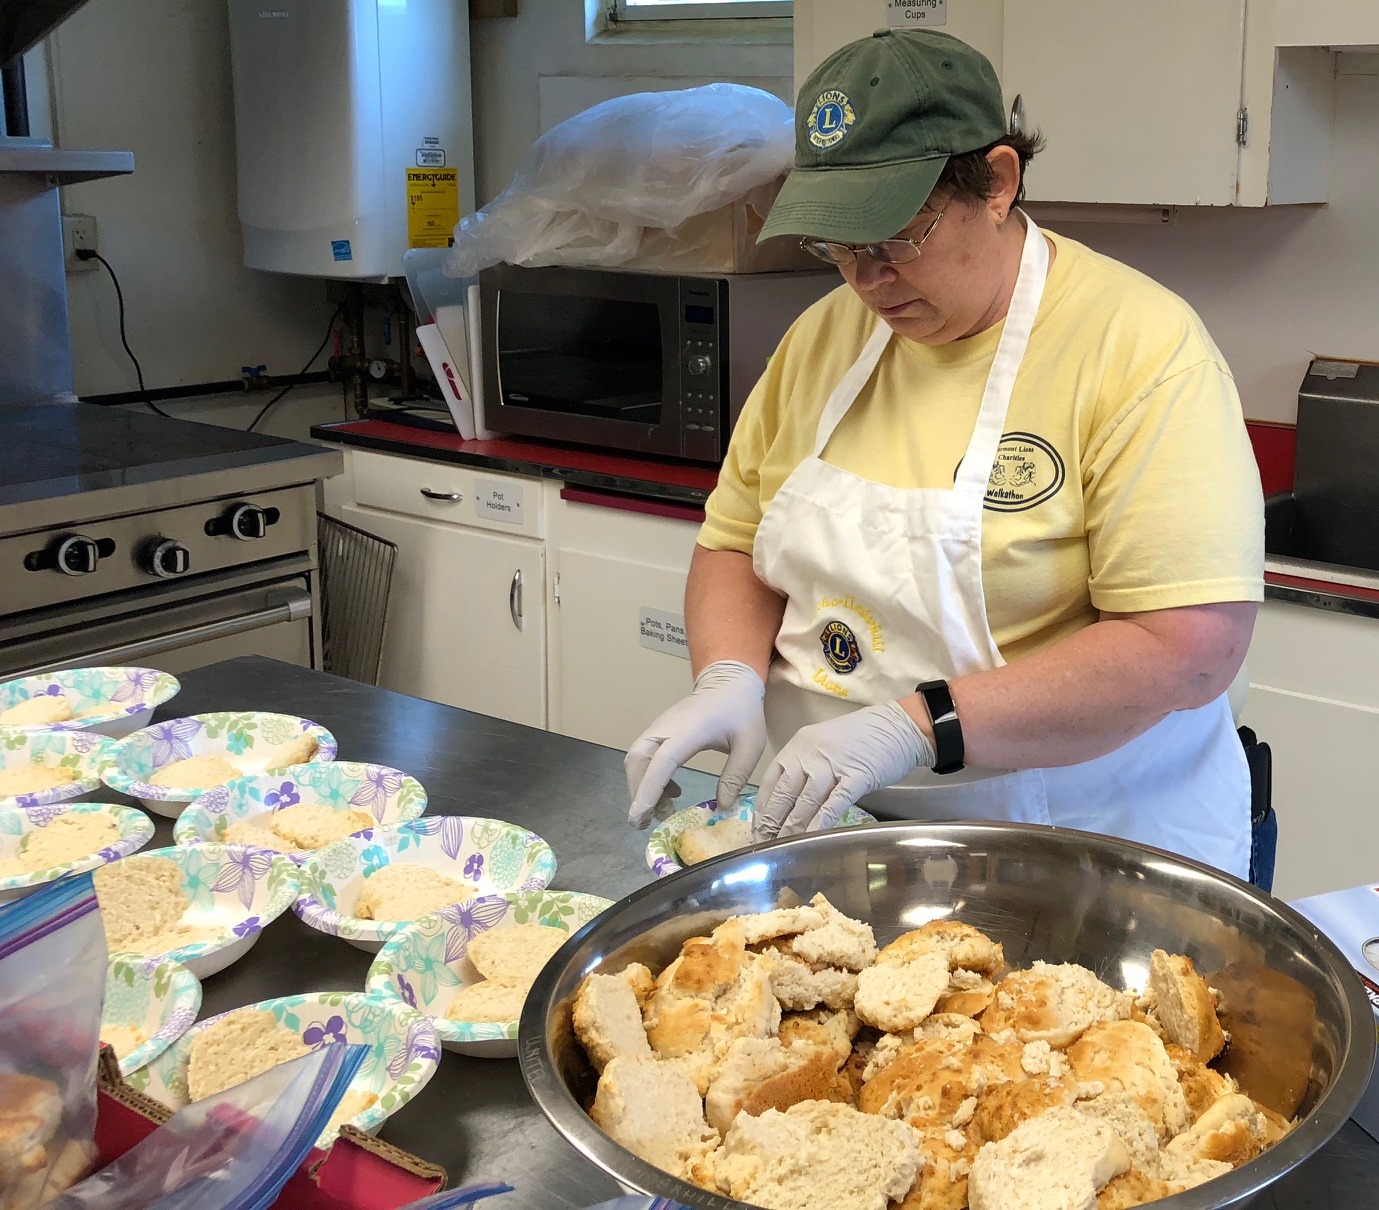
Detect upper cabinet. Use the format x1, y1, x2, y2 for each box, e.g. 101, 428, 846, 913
792, 0, 1340, 208
1004, 1, 1247, 206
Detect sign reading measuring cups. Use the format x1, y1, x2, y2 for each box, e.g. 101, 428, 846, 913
887, 0, 947, 27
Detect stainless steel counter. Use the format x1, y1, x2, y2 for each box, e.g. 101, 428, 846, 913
1266, 556, 1379, 622
0, 402, 341, 533
147, 657, 1379, 1209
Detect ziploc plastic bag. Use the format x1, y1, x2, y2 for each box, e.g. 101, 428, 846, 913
51, 1043, 368, 1210
0, 872, 105, 1209
446, 83, 793, 277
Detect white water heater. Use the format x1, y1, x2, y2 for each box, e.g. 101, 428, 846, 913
227, 0, 476, 282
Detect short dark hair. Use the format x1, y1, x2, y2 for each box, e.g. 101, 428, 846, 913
935, 130, 1046, 207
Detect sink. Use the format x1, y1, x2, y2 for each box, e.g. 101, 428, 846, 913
1264, 491, 1300, 559
1266, 490, 1379, 581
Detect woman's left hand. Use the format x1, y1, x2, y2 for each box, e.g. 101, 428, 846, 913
753, 701, 936, 840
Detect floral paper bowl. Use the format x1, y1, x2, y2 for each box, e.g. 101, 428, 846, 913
101, 953, 201, 1077
0, 730, 114, 812
295, 816, 558, 954
126, 991, 441, 1149
98, 844, 300, 979
0, 667, 180, 740
102, 712, 338, 818
0, 801, 154, 904
645, 791, 877, 878
366, 890, 613, 1059
173, 762, 427, 862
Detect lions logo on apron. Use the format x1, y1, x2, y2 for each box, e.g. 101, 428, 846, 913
820, 620, 863, 674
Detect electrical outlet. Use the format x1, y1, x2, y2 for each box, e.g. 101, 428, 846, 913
62, 215, 99, 273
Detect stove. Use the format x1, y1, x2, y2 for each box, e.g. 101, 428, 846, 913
0, 402, 343, 678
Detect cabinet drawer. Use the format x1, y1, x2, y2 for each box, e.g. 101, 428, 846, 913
1248, 599, 1379, 709
352, 451, 543, 538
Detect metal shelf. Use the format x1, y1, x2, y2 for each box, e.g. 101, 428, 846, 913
0, 139, 133, 184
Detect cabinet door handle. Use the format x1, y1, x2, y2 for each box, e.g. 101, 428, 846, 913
1009, 93, 1025, 136
509, 569, 523, 630
420, 488, 464, 502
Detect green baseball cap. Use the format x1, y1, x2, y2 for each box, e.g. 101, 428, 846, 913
759, 29, 1008, 245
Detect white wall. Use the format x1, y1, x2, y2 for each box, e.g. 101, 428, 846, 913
44, 0, 332, 398
469, 2, 792, 205
122, 385, 352, 443
36, 2, 1379, 428
471, 9, 1376, 425
1052, 57, 1379, 424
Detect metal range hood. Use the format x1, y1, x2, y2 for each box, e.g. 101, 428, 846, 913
0, 0, 97, 67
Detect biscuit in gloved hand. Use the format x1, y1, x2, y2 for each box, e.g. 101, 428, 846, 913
753, 701, 935, 841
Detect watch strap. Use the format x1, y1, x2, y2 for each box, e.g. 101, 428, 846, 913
916, 679, 965, 775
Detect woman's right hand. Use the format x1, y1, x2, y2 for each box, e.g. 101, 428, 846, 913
624, 660, 767, 829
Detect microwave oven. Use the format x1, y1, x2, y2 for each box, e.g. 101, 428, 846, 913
478, 264, 838, 464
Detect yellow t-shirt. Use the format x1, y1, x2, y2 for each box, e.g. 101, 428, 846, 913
700, 231, 1264, 664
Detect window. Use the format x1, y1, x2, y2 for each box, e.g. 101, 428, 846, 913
609, 0, 791, 21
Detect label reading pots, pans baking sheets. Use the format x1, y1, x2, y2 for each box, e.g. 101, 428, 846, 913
888, 0, 947, 28
639, 609, 690, 660
475, 479, 523, 525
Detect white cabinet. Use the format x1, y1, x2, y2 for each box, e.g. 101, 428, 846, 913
1273, 0, 1379, 48
792, 0, 1335, 208
545, 496, 713, 768
1239, 600, 1379, 900
328, 484, 547, 730
1004, 1, 1247, 206
794, 0, 1004, 84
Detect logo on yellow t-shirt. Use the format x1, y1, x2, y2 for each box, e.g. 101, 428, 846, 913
819, 620, 863, 674
982, 432, 1066, 513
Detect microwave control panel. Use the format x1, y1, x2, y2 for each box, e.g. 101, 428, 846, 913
680, 282, 727, 461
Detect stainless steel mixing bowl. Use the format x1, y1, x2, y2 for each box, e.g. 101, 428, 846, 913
520, 821, 1376, 1209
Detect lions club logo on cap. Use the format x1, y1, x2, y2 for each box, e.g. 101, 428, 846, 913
808, 90, 856, 150
819, 620, 862, 674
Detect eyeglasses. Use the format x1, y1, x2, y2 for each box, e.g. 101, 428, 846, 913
800, 206, 947, 267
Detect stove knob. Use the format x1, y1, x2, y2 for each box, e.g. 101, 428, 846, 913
55, 534, 100, 576
228, 503, 269, 541
148, 539, 191, 578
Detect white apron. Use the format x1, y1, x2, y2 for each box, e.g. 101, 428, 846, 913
751, 214, 1251, 878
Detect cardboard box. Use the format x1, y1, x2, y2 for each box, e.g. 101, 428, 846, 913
624, 175, 821, 275
94, 1049, 447, 1208
1289, 883, 1379, 1143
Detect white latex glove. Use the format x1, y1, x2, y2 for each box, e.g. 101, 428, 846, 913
753, 701, 936, 841
625, 660, 767, 829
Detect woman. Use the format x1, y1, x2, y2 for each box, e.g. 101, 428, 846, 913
625, 29, 1263, 877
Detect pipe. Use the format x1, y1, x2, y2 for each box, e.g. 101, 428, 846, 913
2, 57, 30, 138
397, 294, 416, 399
346, 284, 368, 417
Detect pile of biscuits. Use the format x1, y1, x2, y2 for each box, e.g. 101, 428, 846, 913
0, 1071, 94, 1208
570, 894, 1290, 1210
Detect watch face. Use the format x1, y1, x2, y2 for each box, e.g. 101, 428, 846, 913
1363, 936, 1379, 974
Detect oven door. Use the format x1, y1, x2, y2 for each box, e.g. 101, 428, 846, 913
480, 264, 691, 458
0, 568, 318, 680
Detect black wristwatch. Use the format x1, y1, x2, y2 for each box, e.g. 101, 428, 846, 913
915, 679, 965, 775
